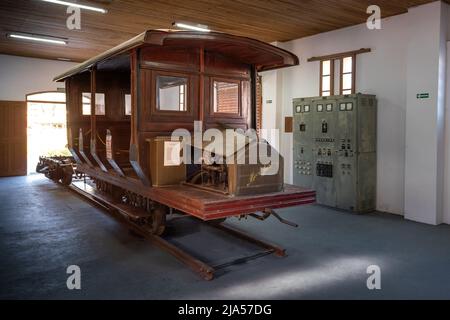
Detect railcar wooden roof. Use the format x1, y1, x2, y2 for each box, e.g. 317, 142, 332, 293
53, 30, 300, 81
0, 0, 443, 62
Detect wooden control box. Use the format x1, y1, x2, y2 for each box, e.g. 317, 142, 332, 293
148, 136, 186, 186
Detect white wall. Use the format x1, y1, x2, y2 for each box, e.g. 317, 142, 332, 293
404, 2, 447, 225
0, 54, 76, 101
261, 1, 450, 222
444, 40, 450, 224
261, 70, 281, 151
444, 0, 450, 225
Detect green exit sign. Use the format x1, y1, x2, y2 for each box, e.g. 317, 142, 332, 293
417, 93, 430, 99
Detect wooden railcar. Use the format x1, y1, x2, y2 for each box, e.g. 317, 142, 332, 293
49, 30, 315, 236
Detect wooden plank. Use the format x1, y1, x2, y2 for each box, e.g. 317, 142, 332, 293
308, 48, 371, 62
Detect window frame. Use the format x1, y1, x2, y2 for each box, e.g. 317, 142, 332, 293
151, 71, 191, 116
320, 59, 334, 97
339, 55, 356, 95
155, 74, 189, 113
124, 92, 132, 117
209, 77, 242, 118
80, 92, 106, 117
178, 83, 186, 111
311, 49, 369, 97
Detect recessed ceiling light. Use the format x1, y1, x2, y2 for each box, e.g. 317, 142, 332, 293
42, 0, 107, 14
57, 57, 72, 61
172, 22, 210, 32
7, 33, 68, 45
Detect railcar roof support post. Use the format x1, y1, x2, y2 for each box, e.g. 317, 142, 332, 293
129, 49, 150, 186
89, 66, 108, 172
90, 66, 96, 146
199, 47, 205, 123
130, 50, 138, 147
250, 65, 257, 130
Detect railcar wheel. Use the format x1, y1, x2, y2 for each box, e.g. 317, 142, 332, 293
148, 206, 167, 236
35, 162, 45, 174
48, 169, 60, 182
61, 168, 73, 186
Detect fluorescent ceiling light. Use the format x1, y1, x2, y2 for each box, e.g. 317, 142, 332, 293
172, 22, 210, 32
8, 33, 68, 45
42, 0, 107, 14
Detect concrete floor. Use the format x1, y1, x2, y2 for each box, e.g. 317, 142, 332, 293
1, 175, 450, 300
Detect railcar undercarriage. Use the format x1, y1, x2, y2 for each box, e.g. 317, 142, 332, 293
37, 156, 313, 280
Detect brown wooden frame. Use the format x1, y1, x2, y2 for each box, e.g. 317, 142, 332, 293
339, 54, 357, 95
319, 59, 334, 97
153, 72, 192, 115
122, 90, 132, 118
310, 48, 370, 97
209, 77, 242, 118
308, 48, 371, 62
80, 91, 107, 117
139, 68, 199, 132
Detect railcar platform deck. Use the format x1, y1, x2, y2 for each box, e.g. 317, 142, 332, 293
152, 184, 316, 220
76, 164, 316, 221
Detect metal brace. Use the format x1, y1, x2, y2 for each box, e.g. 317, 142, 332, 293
250, 209, 299, 228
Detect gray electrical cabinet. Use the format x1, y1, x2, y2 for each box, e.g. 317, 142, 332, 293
292, 94, 377, 213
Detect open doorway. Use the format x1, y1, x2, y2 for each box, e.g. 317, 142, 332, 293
26, 91, 69, 174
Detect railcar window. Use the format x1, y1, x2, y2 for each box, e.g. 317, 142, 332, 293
82, 92, 105, 115
213, 81, 239, 114
125, 94, 131, 115
157, 76, 187, 111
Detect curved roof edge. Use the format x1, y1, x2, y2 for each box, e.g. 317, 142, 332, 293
54, 30, 299, 82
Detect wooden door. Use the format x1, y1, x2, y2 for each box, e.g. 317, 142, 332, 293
0, 101, 27, 176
